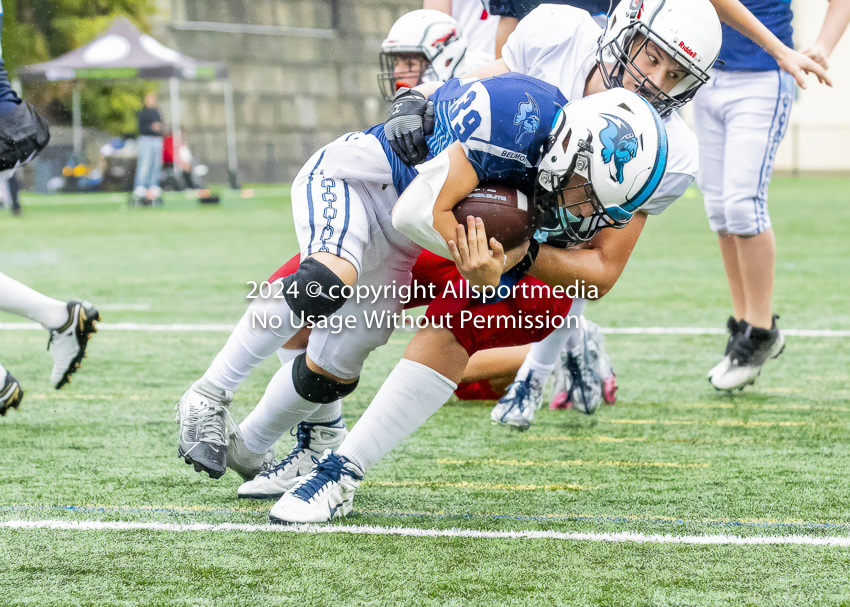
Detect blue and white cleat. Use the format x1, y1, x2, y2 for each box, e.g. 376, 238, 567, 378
237, 418, 348, 499
489, 371, 543, 431
268, 450, 363, 524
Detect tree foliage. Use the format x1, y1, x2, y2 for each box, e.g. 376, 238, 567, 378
4, 0, 159, 136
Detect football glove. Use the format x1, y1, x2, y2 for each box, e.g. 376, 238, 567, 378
383, 88, 434, 166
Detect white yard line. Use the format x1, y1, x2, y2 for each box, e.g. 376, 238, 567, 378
2, 519, 849, 546
0, 323, 848, 337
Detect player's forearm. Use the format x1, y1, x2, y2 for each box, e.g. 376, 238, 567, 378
526, 212, 647, 298
458, 58, 510, 80
393, 143, 479, 259
494, 17, 518, 59
815, 0, 850, 57
527, 245, 619, 299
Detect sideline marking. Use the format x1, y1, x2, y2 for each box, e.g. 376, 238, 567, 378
437, 458, 709, 469
4, 504, 849, 530
2, 519, 849, 546
1, 323, 848, 336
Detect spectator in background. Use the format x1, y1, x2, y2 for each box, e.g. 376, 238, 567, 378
133, 91, 164, 205
425, 0, 500, 64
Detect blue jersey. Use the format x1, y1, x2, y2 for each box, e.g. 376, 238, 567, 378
428, 73, 566, 190
717, 0, 793, 72
365, 72, 567, 196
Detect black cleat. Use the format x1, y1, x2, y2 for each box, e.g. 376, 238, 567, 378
0, 371, 23, 415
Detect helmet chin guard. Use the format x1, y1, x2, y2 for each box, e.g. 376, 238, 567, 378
597, 0, 722, 118
533, 88, 668, 244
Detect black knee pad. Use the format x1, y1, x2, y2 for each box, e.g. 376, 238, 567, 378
282, 257, 349, 319
292, 353, 359, 404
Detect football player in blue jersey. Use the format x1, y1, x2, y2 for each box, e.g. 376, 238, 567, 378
175, 71, 667, 487
0, 0, 100, 416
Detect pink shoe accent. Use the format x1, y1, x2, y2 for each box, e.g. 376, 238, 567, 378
550, 391, 573, 410
602, 375, 617, 405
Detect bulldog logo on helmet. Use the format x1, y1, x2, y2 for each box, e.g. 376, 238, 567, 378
513, 94, 541, 145
599, 114, 639, 184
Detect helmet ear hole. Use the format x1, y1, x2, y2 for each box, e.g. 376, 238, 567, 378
561, 129, 572, 154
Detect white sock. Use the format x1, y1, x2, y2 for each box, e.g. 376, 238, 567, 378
305, 400, 343, 425
204, 295, 301, 392
276, 348, 304, 366
238, 359, 322, 454
0, 361, 6, 383
337, 359, 456, 472
523, 298, 588, 374
0, 272, 70, 329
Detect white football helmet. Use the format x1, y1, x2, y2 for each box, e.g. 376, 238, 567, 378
534, 88, 668, 242
598, 0, 722, 118
378, 9, 468, 101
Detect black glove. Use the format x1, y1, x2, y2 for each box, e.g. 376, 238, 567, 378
383, 88, 435, 166
0, 101, 50, 171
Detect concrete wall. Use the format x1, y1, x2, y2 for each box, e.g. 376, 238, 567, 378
157, 1, 850, 184
158, 0, 418, 183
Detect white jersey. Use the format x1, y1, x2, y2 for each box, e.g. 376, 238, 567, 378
452, 0, 499, 64
501, 4, 698, 215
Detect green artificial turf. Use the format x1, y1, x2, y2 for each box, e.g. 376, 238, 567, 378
0, 180, 848, 606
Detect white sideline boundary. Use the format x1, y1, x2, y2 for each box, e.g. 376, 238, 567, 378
3, 519, 850, 546
0, 322, 848, 337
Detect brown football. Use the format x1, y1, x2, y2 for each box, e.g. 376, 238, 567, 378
452, 183, 535, 250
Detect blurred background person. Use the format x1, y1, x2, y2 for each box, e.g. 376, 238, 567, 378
132, 91, 163, 205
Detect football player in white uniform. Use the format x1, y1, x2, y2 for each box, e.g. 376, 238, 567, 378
0, 0, 100, 416
386, 0, 720, 430
385, 0, 834, 427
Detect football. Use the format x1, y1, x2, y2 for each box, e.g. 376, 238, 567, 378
452, 183, 535, 250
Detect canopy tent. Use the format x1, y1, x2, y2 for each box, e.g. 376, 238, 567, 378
18, 17, 239, 188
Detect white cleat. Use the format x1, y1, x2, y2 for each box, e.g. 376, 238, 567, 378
268, 450, 363, 525
237, 418, 348, 499
707, 355, 732, 380
710, 316, 784, 391
48, 300, 100, 389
